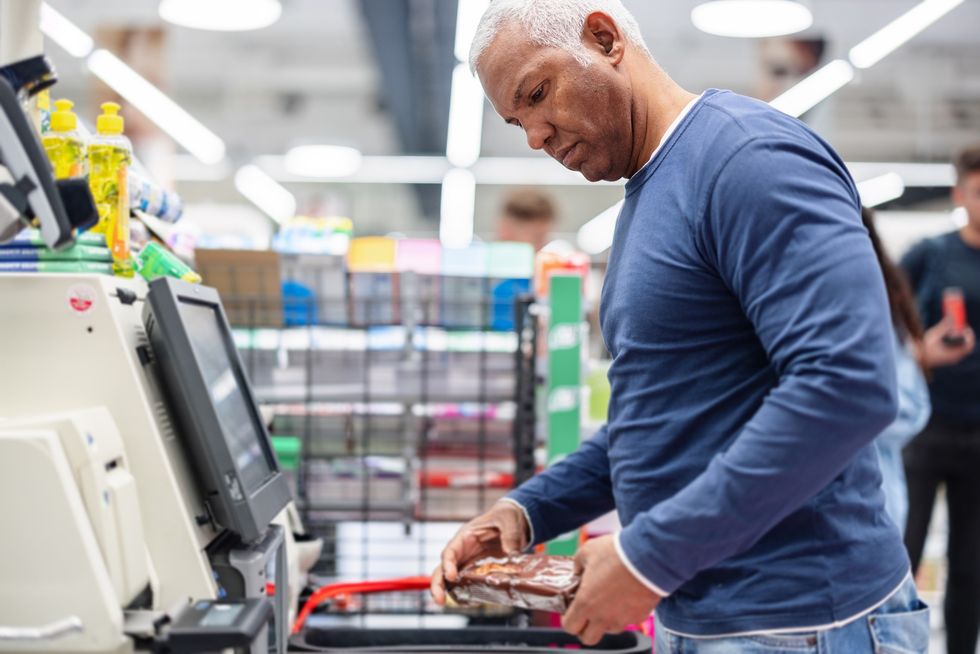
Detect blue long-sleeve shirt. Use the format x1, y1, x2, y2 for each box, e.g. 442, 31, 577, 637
508, 89, 909, 636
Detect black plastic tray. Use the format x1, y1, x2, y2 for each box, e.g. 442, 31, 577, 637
289, 627, 652, 653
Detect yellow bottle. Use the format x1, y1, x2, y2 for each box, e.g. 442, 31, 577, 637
41, 99, 86, 180
88, 102, 134, 277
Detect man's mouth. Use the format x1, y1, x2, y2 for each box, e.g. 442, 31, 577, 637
557, 143, 580, 168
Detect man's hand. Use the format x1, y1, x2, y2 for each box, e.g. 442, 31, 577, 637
562, 535, 661, 646
920, 317, 975, 368
430, 501, 530, 605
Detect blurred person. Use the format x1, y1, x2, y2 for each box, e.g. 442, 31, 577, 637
495, 187, 557, 251
901, 144, 980, 654
431, 1, 929, 652
861, 207, 973, 532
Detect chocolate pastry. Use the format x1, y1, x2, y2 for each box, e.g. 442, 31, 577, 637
447, 553, 580, 612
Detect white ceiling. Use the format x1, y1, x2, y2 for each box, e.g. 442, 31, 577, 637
38, 0, 980, 237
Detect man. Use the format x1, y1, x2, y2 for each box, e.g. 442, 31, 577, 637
431, 1, 928, 652
901, 144, 980, 654
495, 187, 558, 251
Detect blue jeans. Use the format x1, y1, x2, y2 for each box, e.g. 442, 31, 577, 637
654, 576, 929, 653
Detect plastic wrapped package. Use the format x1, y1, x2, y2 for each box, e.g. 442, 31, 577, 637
447, 553, 580, 613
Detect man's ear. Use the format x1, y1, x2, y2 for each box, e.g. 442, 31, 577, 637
952, 184, 963, 207
583, 11, 626, 65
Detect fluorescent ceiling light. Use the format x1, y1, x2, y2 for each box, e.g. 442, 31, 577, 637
234, 164, 296, 224
40, 3, 93, 58
86, 49, 226, 165
440, 168, 476, 248
446, 63, 484, 168
284, 145, 362, 178
847, 162, 954, 188
951, 206, 968, 228
255, 155, 450, 185
159, 0, 282, 32
769, 59, 854, 118
849, 0, 964, 69
857, 172, 905, 208
454, 0, 490, 62
577, 200, 624, 255
691, 1, 812, 38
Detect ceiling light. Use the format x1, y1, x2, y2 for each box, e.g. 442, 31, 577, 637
284, 145, 362, 178
857, 172, 905, 208
87, 49, 226, 165
577, 200, 624, 255
847, 162, 954, 187
691, 1, 812, 38
446, 63, 484, 168
159, 0, 282, 32
234, 165, 296, 224
454, 0, 491, 62
769, 59, 854, 118
440, 168, 476, 249
39, 3, 93, 58
849, 0, 964, 69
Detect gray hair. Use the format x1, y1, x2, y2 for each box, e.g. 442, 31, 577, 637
469, 0, 652, 73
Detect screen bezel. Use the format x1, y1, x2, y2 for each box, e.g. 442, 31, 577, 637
144, 277, 290, 543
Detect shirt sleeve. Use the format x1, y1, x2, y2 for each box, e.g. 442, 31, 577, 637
616, 136, 900, 594
506, 425, 616, 546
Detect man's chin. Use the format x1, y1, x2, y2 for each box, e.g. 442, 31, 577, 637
579, 167, 616, 183
577, 165, 604, 183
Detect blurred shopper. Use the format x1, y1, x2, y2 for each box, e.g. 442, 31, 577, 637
861, 208, 973, 532
495, 187, 558, 251
432, 1, 929, 651
901, 144, 980, 654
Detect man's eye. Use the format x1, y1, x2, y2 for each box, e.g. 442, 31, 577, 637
531, 86, 544, 103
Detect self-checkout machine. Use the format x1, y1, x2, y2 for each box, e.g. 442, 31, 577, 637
0, 4, 311, 651
0, 269, 300, 652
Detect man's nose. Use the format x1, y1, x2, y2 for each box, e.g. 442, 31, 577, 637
525, 122, 553, 151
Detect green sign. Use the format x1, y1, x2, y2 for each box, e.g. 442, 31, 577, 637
545, 274, 582, 556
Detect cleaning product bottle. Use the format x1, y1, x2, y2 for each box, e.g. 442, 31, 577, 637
41, 98, 86, 180
88, 102, 134, 277
136, 241, 202, 284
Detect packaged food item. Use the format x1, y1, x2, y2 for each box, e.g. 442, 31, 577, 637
447, 553, 580, 612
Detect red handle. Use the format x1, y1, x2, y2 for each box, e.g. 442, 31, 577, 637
292, 576, 432, 634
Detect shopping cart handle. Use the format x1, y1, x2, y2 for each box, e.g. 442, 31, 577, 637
293, 576, 432, 634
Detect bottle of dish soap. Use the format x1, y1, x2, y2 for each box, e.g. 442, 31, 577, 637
88, 102, 134, 277
41, 98, 86, 180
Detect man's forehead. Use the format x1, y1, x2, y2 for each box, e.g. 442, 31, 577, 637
479, 35, 547, 107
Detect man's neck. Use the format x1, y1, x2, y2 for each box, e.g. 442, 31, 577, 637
960, 223, 980, 248
627, 66, 698, 178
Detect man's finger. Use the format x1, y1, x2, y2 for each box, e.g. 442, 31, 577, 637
496, 518, 522, 554
579, 620, 606, 647
561, 598, 587, 636
962, 327, 976, 349
430, 565, 446, 605
572, 547, 588, 576
441, 535, 465, 582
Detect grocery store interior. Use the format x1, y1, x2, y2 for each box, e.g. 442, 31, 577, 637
0, 0, 978, 652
